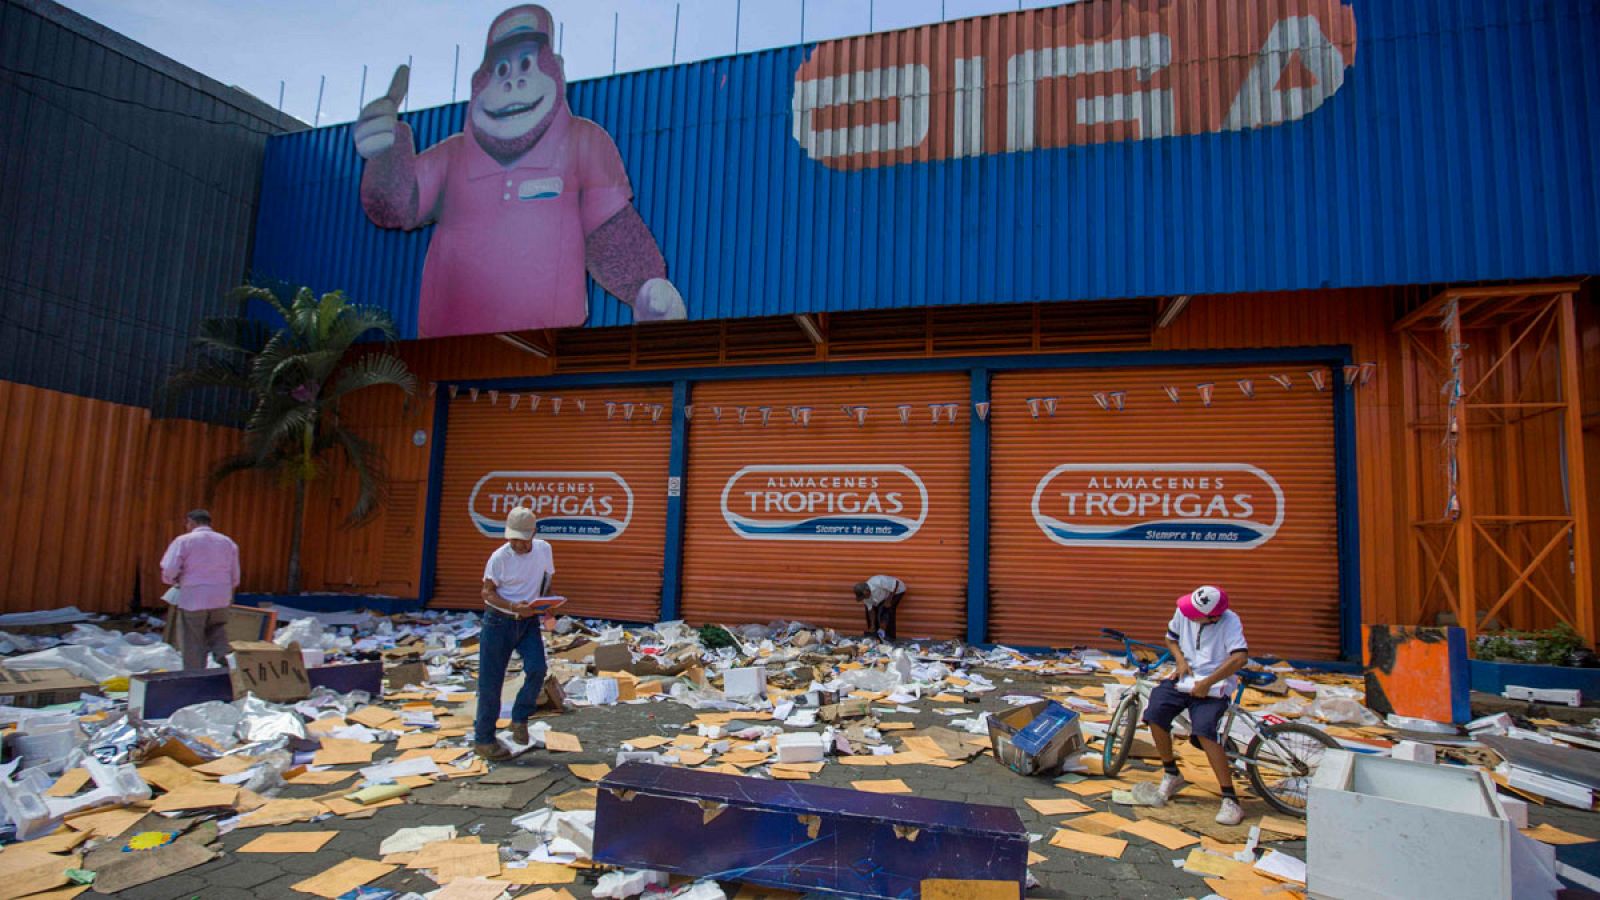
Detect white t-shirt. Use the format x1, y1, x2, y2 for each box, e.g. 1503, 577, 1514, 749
861, 575, 905, 609
1166, 608, 1248, 698
483, 541, 555, 605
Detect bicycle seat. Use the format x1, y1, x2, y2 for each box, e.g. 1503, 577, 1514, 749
1239, 670, 1277, 687
1100, 628, 1127, 641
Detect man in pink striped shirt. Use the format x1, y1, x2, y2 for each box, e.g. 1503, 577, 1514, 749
160, 509, 241, 669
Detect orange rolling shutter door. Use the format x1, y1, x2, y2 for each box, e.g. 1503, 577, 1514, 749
989, 365, 1340, 658
434, 387, 671, 622
681, 374, 969, 638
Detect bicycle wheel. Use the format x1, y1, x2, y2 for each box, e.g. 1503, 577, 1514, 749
1244, 722, 1339, 817
1101, 694, 1141, 776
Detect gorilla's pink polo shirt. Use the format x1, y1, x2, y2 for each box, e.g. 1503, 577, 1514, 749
411, 106, 632, 337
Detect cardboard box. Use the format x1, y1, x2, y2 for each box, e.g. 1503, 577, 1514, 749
536, 674, 567, 715
818, 698, 871, 723
987, 700, 1083, 776
0, 667, 101, 708
385, 662, 430, 692
229, 641, 311, 703
161, 605, 277, 646
131, 662, 383, 719
595, 763, 1027, 898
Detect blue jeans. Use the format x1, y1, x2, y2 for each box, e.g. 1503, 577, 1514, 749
474, 609, 549, 744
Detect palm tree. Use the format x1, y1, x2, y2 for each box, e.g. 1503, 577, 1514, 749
165, 286, 417, 593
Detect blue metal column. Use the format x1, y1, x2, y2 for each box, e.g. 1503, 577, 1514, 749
418, 386, 452, 606
1331, 351, 1363, 661
967, 368, 991, 646
659, 379, 691, 621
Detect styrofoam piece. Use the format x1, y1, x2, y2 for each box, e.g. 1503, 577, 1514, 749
300, 648, 326, 668
1308, 750, 1559, 900
592, 868, 669, 899
1385, 714, 1459, 734
775, 732, 827, 764
1467, 712, 1514, 733
11, 723, 82, 776
556, 810, 596, 857
723, 666, 767, 699
1497, 795, 1530, 829
1502, 686, 1581, 707
0, 776, 59, 841
1507, 767, 1593, 809
1391, 741, 1437, 765
586, 677, 620, 706
615, 751, 663, 767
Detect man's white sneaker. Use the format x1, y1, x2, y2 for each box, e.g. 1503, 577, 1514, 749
1216, 797, 1244, 826
1157, 771, 1189, 803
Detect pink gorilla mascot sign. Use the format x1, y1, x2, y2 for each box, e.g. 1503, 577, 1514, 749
353, 5, 686, 337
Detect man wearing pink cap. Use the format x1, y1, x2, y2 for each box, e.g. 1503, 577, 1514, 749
1142, 585, 1250, 825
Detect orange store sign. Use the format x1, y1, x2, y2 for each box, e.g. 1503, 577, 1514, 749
720, 464, 929, 541
1031, 463, 1285, 549
469, 470, 634, 541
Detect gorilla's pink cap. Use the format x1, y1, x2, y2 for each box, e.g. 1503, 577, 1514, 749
1176, 585, 1229, 621
487, 5, 554, 52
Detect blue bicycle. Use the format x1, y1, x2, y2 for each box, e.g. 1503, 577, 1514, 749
1098, 628, 1338, 817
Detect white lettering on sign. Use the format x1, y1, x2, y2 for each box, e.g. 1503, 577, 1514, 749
469, 470, 634, 542
721, 464, 928, 542
1031, 463, 1285, 549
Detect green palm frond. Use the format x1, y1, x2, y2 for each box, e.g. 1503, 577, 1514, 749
325, 353, 417, 404
193, 317, 270, 358
329, 426, 388, 525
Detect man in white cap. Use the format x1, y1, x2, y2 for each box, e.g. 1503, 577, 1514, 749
474, 505, 555, 760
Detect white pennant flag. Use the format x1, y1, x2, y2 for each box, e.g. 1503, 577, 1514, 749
574, 399, 587, 414
712, 406, 723, 423
1343, 364, 1360, 387
488, 390, 498, 405
683, 404, 694, 421
840, 404, 853, 421
1197, 382, 1215, 407
788, 406, 800, 424
469, 387, 480, 402
1092, 391, 1110, 411
551, 396, 564, 414
943, 402, 959, 423
650, 403, 665, 423
797, 406, 813, 426
1043, 397, 1058, 417
508, 393, 520, 410
1026, 397, 1042, 418
974, 401, 991, 421
1306, 370, 1328, 392
527, 394, 541, 413
448, 384, 459, 399
736, 406, 748, 425
623, 402, 636, 421
899, 404, 914, 425
1270, 374, 1293, 390
1163, 385, 1181, 403
854, 406, 868, 427
605, 401, 618, 419
1359, 362, 1377, 385
1109, 391, 1126, 412
758, 406, 772, 426
1237, 379, 1255, 399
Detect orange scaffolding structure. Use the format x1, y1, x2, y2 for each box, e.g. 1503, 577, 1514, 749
1397, 284, 1593, 646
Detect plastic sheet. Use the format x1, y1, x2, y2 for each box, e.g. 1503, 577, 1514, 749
167, 701, 245, 749
236, 695, 307, 743
1308, 696, 1380, 726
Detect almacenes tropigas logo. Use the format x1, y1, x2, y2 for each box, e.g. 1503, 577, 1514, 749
721, 464, 929, 541
469, 471, 633, 541
1032, 463, 1285, 549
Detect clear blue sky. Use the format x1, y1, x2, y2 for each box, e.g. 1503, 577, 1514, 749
60, 0, 1077, 126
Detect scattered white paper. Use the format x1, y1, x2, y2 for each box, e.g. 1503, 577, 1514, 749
360, 755, 440, 783
1254, 849, 1306, 885
380, 824, 458, 856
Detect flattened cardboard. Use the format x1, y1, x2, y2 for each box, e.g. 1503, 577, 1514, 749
0, 667, 100, 708
238, 831, 338, 853
290, 858, 397, 899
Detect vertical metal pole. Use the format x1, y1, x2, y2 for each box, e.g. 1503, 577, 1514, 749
451, 44, 460, 103
1450, 297, 1477, 644
660, 380, 692, 621
672, 3, 681, 64
941, 0, 946, 21
966, 368, 991, 646
559, 23, 564, 55
735, 0, 742, 53
277, 80, 285, 112
1557, 293, 1595, 644
313, 74, 325, 124
800, 0, 806, 41
612, 12, 619, 74
869, 0, 875, 31
405, 55, 413, 110
358, 65, 367, 112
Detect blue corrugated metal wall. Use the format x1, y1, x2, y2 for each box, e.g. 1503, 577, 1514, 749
251, 0, 1600, 339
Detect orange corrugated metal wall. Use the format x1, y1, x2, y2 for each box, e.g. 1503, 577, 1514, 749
989, 365, 1340, 658
680, 374, 970, 638
432, 386, 672, 621
0, 381, 291, 613
1154, 290, 1407, 630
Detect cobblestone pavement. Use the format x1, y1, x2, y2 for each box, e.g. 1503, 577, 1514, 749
80, 672, 1600, 900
